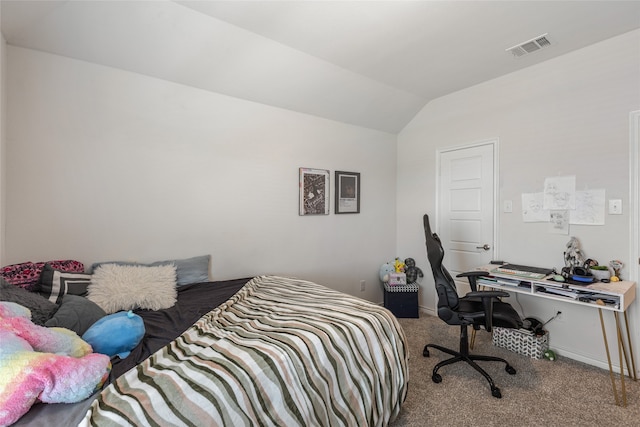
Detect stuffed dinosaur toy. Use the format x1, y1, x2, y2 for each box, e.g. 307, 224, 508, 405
0, 301, 111, 426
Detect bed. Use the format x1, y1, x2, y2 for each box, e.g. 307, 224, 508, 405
13, 275, 408, 426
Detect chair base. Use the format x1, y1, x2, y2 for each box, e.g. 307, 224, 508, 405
423, 325, 517, 398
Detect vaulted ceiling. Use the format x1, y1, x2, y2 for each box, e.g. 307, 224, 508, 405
2, 1, 639, 133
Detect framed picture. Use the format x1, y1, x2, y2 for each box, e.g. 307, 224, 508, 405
299, 168, 330, 215
335, 171, 360, 214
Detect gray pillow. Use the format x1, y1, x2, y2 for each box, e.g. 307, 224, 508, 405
152, 255, 210, 286
0, 278, 58, 325
45, 294, 106, 336
91, 255, 210, 287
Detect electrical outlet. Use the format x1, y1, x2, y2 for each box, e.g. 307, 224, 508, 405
609, 199, 623, 215
360, 280, 366, 292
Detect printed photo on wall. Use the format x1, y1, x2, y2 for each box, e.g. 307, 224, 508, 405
299, 168, 330, 215
335, 171, 360, 214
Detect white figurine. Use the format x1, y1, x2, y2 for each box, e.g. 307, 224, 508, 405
564, 237, 585, 270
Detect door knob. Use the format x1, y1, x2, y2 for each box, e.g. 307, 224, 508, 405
476, 244, 491, 251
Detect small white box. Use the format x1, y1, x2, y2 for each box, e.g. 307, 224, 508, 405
388, 273, 407, 286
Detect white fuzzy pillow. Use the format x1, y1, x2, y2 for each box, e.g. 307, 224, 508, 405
88, 264, 177, 314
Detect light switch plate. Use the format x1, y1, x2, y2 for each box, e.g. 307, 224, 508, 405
503, 200, 513, 213
609, 199, 622, 215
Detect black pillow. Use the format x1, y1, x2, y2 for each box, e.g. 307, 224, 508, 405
0, 277, 58, 325
45, 294, 106, 336
39, 263, 92, 304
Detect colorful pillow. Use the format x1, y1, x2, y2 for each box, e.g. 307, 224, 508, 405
38, 264, 92, 304
0, 301, 111, 427
1, 260, 84, 292
45, 260, 84, 274
0, 278, 58, 325
0, 262, 42, 291
88, 264, 177, 314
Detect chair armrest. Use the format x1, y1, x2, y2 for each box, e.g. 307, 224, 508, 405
456, 270, 490, 292
464, 289, 510, 332
466, 290, 510, 299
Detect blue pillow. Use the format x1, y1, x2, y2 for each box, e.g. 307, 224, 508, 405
155, 255, 210, 286
82, 310, 145, 359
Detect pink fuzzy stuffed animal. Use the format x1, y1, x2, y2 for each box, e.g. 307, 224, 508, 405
0, 301, 111, 426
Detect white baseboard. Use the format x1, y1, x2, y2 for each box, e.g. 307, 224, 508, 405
418, 305, 434, 316
550, 346, 635, 377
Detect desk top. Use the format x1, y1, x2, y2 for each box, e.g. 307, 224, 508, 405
475, 264, 636, 311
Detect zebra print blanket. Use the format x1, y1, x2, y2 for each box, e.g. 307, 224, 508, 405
80, 276, 408, 426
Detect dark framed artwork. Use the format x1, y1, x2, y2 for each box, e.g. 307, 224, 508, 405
299, 168, 330, 215
335, 171, 360, 214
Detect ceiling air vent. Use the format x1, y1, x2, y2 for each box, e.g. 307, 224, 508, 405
506, 33, 551, 58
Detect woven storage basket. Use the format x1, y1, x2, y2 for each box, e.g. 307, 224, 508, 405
492, 327, 549, 359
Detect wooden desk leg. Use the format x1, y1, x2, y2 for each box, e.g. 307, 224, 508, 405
623, 311, 638, 381
470, 329, 476, 350
614, 312, 627, 407
599, 308, 620, 406
615, 312, 633, 379
616, 313, 632, 379
471, 285, 485, 350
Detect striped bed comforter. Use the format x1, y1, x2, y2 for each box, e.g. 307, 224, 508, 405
80, 276, 408, 426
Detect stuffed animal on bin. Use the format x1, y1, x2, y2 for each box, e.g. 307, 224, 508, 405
379, 262, 396, 283
0, 301, 111, 427
394, 258, 405, 273
404, 258, 424, 284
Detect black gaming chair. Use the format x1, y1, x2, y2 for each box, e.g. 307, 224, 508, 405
422, 214, 523, 398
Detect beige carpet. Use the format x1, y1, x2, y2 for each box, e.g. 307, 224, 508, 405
390, 314, 640, 427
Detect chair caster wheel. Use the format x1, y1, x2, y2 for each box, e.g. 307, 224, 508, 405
432, 373, 442, 383
505, 365, 516, 375
423, 346, 430, 357
491, 387, 502, 398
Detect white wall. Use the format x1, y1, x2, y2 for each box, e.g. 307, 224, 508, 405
5, 27, 639, 371
398, 30, 640, 368
0, 17, 5, 266
5, 46, 397, 301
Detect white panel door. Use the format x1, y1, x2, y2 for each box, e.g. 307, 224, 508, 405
438, 142, 496, 283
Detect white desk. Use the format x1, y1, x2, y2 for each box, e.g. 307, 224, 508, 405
474, 264, 637, 407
